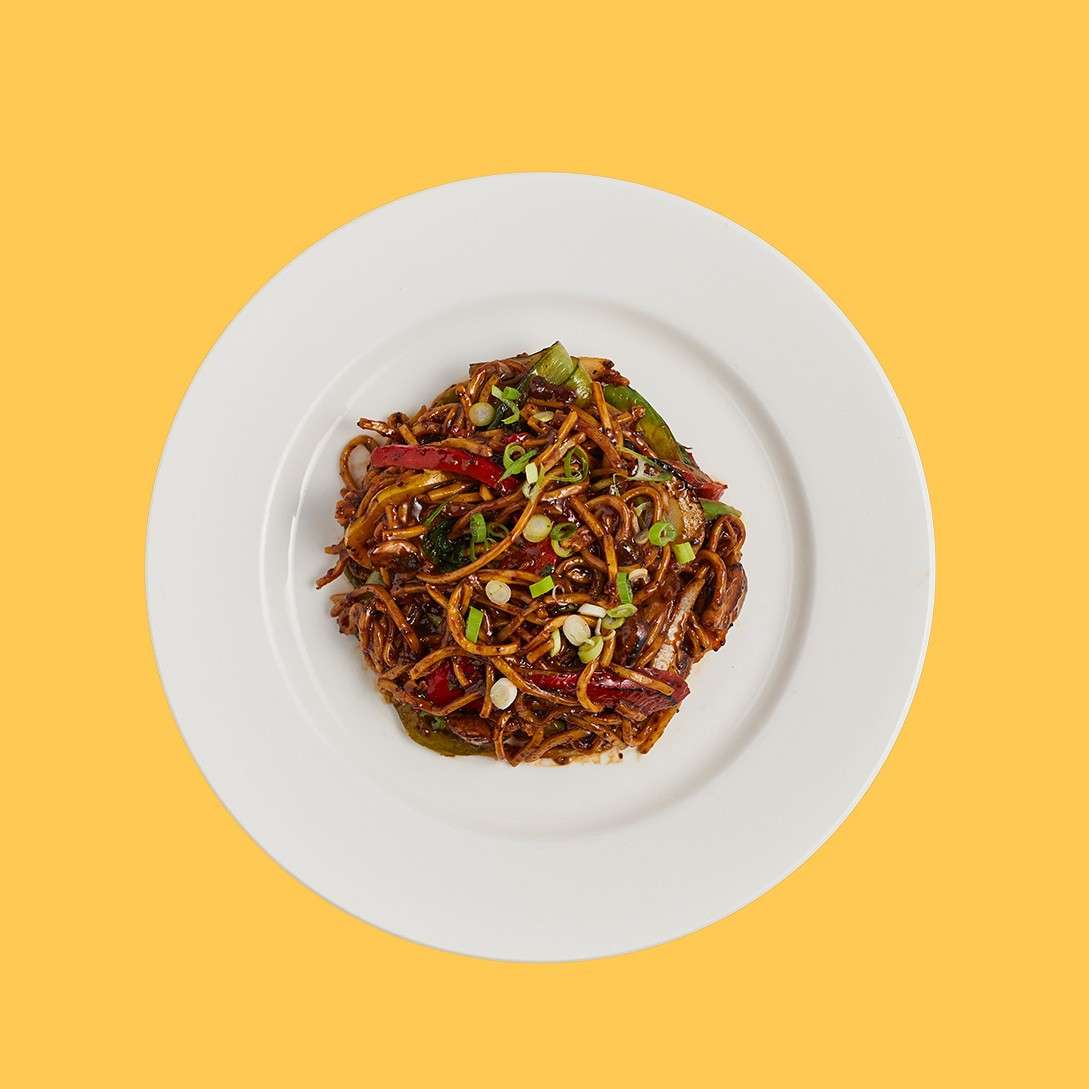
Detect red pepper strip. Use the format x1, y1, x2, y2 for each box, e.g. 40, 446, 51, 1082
426, 660, 688, 715
425, 659, 481, 705
370, 444, 517, 494
671, 462, 725, 501
509, 538, 556, 574
525, 666, 690, 715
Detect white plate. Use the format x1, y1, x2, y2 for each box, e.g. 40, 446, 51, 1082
147, 174, 933, 961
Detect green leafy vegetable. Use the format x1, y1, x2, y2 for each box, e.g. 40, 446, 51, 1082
421, 515, 467, 572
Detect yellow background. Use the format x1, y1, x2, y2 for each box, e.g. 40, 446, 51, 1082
4, 1, 1086, 1084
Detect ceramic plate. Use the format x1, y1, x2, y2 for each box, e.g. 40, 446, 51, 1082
147, 174, 933, 960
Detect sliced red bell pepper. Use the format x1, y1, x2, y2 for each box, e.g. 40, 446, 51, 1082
425, 659, 688, 717
425, 659, 480, 705
524, 666, 690, 715
508, 537, 557, 574
370, 444, 516, 494
671, 462, 725, 501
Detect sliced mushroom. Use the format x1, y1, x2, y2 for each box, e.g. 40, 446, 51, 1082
651, 570, 708, 672
701, 563, 747, 640
368, 539, 423, 571
664, 482, 706, 547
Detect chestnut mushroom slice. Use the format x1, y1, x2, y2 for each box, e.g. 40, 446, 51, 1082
701, 563, 747, 641
651, 570, 709, 672
369, 539, 423, 571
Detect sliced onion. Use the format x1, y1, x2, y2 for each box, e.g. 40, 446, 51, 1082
578, 603, 607, 618
490, 677, 517, 710
562, 615, 591, 646
524, 513, 553, 543
468, 402, 496, 427
578, 635, 604, 664
485, 579, 511, 605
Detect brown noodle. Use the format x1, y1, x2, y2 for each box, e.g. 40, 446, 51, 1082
319, 347, 746, 763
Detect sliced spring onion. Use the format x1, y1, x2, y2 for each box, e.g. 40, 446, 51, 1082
549, 521, 579, 558
616, 570, 632, 604
607, 603, 637, 619
502, 443, 525, 469
486, 521, 509, 544
562, 614, 591, 645
672, 541, 696, 565
490, 677, 517, 710
492, 386, 522, 424
524, 461, 539, 485
468, 401, 496, 427
485, 579, 511, 605
578, 635, 604, 664
491, 385, 520, 404
648, 520, 678, 547
531, 410, 555, 423
469, 512, 487, 544
499, 449, 536, 482
628, 567, 650, 585
579, 603, 607, 618
700, 499, 742, 519
524, 513, 553, 543
558, 445, 590, 483
465, 606, 483, 642
548, 629, 563, 657
529, 575, 555, 598
601, 616, 626, 631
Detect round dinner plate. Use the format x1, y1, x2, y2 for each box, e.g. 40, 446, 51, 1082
147, 174, 933, 961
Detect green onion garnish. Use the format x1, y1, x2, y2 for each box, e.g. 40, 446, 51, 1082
672, 541, 696, 564
465, 606, 483, 642
499, 444, 535, 481
648, 520, 678, 547
469, 512, 487, 544
616, 570, 632, 604
558, 446, 589, 482
606, 603, 637, 619
549, 521, 579, 558
529, 575, 555, 598
577, 635, 604, 664
700, 499, 742, 520
492, 385, 522, 424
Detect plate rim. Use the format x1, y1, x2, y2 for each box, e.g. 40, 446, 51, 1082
146, 172, 935, 961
